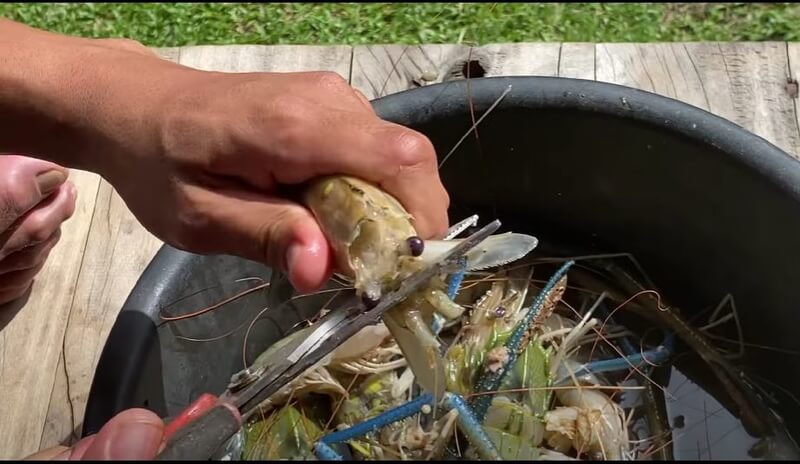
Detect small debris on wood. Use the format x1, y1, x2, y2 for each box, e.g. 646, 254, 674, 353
786, 77, 798, 99
421, 70, 438, 82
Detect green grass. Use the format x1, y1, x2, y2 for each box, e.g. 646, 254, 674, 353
1, 3, 799, 47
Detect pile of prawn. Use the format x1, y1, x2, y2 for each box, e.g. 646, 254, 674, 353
194, 176, 797, 461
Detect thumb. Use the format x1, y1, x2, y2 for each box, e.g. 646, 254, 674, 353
184, 186, 334, 294
0, 154, 68, 231
75, 408, 164, 460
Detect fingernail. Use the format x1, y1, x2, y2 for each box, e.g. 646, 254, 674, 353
102, 415, 163, 459
35, 170, 66, 196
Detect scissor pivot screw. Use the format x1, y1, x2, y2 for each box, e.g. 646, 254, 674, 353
229, 369, 255, 392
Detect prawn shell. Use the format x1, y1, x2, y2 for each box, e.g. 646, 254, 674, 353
330, 323, 391, 363
303, 176, 418, 298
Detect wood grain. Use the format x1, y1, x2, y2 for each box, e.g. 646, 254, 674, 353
476, 43, 561, 76
40, 182, 163, 449
351, 42, 596, 100
787, 43, 800, 146
0, 169, 101, 458
177, 44, 352, 76
475, 42, 595, 79
596, 42, 800, 158
351, 44, 468, 99
559, 43, 595, 80
37, 44, 355, 454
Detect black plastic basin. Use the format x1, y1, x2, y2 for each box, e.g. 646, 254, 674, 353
83, 76, 800, 457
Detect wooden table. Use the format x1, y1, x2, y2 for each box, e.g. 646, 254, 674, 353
1, 41, 799, 458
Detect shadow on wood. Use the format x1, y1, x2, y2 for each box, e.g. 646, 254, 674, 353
0, 286, 31, 331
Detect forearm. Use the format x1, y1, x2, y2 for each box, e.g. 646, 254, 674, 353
0, 19, 189, 175
0, 19, 87, 166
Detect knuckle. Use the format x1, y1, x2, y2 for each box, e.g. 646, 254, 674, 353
272, 122, 306, 151
0, 178, 32, 226
310, 71, 349, 91
48, 228, 63, 248
173, 204, 203, 241
268, 103, 314, 154
171, 191, 213, 253
390, 128, 437, 169
21, 213, 58, 245
269, 94, 309, 116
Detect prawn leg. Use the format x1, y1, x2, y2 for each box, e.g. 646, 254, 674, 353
471, 260, 575, 421
572, 259, 800, 458
551, 330, 675, 386
314, 392, 501, 461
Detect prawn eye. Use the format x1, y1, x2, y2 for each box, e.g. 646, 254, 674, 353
406, 236, 424, 257
492, 306, 506, 318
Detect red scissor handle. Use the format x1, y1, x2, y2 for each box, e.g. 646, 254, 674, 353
162, 393, 219, 442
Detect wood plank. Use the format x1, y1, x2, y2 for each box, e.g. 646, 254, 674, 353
153, 46, 181, 63
559, 43, 596, 80
474, 42, 595, 79
787, 43, 800, 145
351, 44, 469, 99
40, 181, 162, 450
351, 43, 595, 101
177, 44, 352, 76
476, 43, 562, 76
38, 44, 355, 454
0, 169, 101, 458
596, 42, 800, 158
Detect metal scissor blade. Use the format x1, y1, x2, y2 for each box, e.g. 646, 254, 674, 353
231, 219, 502, 416
285, 303, 355, 363
444, 214, 479, 240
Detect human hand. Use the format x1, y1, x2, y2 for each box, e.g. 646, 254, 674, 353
0, 155, 76, 305
117, 69, 449, 295
3, 24, 450, 294
150, 73, 451, 292
23, 408, 164, 460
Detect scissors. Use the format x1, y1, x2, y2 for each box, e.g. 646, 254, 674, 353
154, 219, 502, 460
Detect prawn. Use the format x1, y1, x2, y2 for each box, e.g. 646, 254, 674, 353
302, 175, 537, 399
